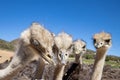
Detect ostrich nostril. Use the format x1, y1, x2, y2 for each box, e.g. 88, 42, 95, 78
65, 54, 67, 56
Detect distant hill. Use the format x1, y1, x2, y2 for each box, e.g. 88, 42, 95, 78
69, 49, 96, 58
0, 39, 14, 51
86, 49, 96, 54
10, 38, 20, 46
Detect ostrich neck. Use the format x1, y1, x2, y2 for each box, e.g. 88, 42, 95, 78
0, 56, 25, 80
0, 65, 24, 80
91, 47, 108, 80
53, 63, 65, 80
75, 54, 83, 69
75, 54, 80, 63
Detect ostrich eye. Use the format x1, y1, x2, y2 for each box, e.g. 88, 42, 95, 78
30, 38, 40, 46
82, 45, 86, 48
105, 39, 110, 43
93, 39, 96, 43
59, 54, 62, 57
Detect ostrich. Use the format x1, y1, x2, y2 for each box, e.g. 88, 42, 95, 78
72, 40, 86, 67
63, 32, 112, 80
42, 32, 72, 80
0, 23, 54, 80
90, 32, 112, 80
63, 39, 86, 80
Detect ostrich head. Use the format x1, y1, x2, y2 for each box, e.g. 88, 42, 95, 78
71, 39, 86, 63
53, 32, 72, 65
21, 23, 54, 64
93, 32, 112, 49
72, 40, 86, 55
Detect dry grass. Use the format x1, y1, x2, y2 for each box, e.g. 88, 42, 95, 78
0, 49, 14, 63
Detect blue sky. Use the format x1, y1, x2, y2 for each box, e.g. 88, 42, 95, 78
0, 0, 120, 56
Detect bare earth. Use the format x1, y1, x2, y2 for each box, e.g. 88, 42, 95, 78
0, 49, 14, 63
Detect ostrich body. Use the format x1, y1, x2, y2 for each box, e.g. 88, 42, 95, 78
72, 40, 86, 66
53, 32, 72, 80
90, 32, 112, 80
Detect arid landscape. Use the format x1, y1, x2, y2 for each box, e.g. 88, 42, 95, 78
0, 39, 15, 63
0, 50, 14, 63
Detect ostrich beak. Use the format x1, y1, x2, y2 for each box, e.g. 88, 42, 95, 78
40, 53, 54, 64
